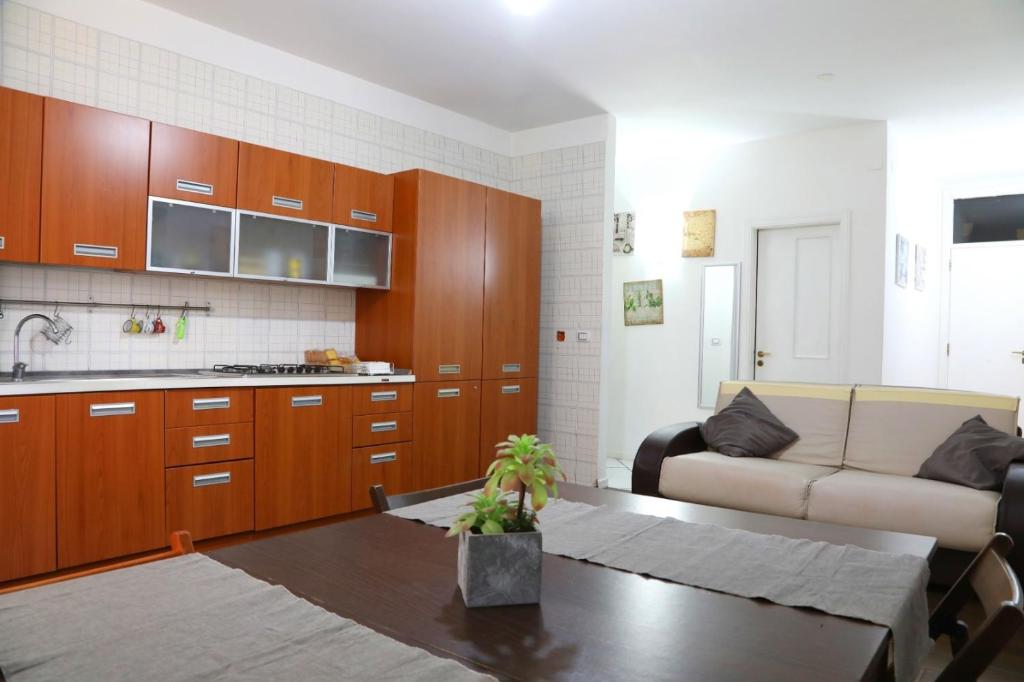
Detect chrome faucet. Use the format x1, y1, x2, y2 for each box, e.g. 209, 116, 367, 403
12, 314, 60, 382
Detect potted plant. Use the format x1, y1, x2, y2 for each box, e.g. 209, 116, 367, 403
447, 434, 565, 607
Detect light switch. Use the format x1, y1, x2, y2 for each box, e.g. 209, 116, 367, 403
577, 330, 591, 342
710, 338, 721, 346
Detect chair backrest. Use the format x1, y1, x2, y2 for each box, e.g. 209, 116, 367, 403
928, 533, 1024, 681
371, 478, 488, 513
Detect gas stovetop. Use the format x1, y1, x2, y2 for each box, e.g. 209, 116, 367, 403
210, 364, 330, 376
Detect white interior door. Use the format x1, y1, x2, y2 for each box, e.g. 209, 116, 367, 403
948, 243, 1024, 401
754, 224, 844, 382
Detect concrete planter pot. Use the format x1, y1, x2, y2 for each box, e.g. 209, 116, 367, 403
457, 530, 542, 607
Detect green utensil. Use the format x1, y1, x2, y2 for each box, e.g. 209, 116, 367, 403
175, 312, 187, 340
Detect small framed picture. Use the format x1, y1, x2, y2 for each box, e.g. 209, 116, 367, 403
914, 244, 927, 291
623, 279, 664, 326
895, 234, 909, 288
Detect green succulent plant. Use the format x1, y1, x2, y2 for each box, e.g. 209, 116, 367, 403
446, 434, 564, 537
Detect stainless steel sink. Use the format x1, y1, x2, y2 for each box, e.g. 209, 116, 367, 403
0, 369, 209, 383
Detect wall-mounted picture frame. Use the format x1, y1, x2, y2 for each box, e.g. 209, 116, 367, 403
914, 243, 927, 291
895, 234, 909, 288
623, 279, 664, 326
683, 209, 716, 257
613, 211, 635, 254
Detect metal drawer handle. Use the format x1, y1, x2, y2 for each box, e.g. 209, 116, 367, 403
437, 388, 461, 398
438, 364, 461, 374
272, 195, 304, 211
74, 243, 118, 259
0, 408, 19, 424
176, 179, 214, 195
370, 452, 397, 464
193, 434, 230, 448
370, 420, 398, 433
291, 395, 323, 407
501, 385, 521, 394
370, 390, 398, 402
193, 397, 230, 411
193, 472, 231, 488
502, 363, 521, 373
0, 236, 5, 250
351, 209, 378, 223
90, 402, 136, 417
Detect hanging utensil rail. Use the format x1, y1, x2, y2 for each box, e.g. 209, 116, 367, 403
0, 298, 212, 319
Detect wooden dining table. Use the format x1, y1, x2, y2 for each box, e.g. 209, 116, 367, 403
209, 484, 937, 681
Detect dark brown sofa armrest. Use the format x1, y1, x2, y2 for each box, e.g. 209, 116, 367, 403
997, 461, 1024, 576
631, 422, 706, 497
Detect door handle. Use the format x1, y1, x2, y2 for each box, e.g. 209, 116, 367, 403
90, 402, 136, 417
370, 420, 398, 433
193, 397, 230, 411
193, 434, 231, 448
756, 350, 772, 358
193, 472, 231, 488
291, 395, 323, 407
370, 390, 398, 402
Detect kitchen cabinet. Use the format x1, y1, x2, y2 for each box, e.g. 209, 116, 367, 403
41, 98, 150, 271
414, 381, 480, 489
166, 388, 254, 428
236, 211, 330, 284
0, 87, 43, 264
148, 198, 235, 276
237, 142, 334, 222
254, 387, 351, 530
165, 422, 254, 467
356, 170, 486, 380
351, 442, 414, 511
333, 164, 394, 231
166, 460, 254, 541
353, 411, 412, 448
149, 123, 238, 206
56, 391, 165, 568
331, 226, 391, 289
478, 378, 538, 476
482, 189, 542, 379
352, 384, 413, 415
0, 396, 55, 582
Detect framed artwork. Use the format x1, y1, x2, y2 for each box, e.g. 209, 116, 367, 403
914, 244, 927, 291
613, 211, 635, 254
683, 209, 716, 257
895, 234, 909, 288
623, 279, 664, 326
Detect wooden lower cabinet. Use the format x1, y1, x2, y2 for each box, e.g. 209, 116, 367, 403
166, 460, 254, 541
255, 386, 352, 530
353, 411, 412, 447
165, 422, 254, 467
414, 381, 480, 489
351, 442, 415, 511
0, 396, 55, 582
56, 391, 165, 568
478, 378, 538, 476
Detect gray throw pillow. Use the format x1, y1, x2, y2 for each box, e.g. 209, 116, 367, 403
700, 387, 799, 458
916, 415, 1024, 491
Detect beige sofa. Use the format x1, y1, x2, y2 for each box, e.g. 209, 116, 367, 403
632, 381, 1024, 576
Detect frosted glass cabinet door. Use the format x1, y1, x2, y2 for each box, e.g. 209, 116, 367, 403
332, 227, 391, 288
148, 199, 234, 275
237, 212, 329, 282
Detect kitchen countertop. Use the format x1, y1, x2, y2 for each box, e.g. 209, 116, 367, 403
0, 370, 415, 397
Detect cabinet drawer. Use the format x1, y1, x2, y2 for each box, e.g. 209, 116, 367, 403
351, 442, 414, 511
166, 460, 254, 542
352, 384, 413, 415
165, 388, 253, 428
353, 411, 412, 447
165, 422, 254, 467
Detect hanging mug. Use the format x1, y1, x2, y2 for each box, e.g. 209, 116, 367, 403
153, 314, 166, 334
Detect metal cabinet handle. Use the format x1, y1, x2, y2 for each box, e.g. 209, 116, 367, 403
438, 364, 461, 374
193, 397, 230, 411
502, 363, 521, 373
272, 195, 304, 211
0, 408, 19, 424
74, 243, 118, 259
370, 452, 397, 464
90, 402, 135, 417
437, 388, 461, 398
176, 179, 214, 195
501, 385, 521, 394
291, 395, 323, 407
370, 420, 398, 433
370, 390, 398, 402
351, 209, 378, 223
0, 236, 5, 250
193, 434, 230, 448
193, 472, 231, 488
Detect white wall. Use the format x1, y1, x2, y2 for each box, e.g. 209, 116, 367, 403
608, 121, 887, 461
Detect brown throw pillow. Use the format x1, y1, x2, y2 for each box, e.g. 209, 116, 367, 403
700, 387, 799, 458
916, 415, 1024, 491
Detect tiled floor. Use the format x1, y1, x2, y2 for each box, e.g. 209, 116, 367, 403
606, 457, 632, 491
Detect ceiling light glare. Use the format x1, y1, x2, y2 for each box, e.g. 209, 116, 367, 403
504, 0, 549, 16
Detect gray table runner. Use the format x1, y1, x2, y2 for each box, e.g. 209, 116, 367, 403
390, 493, 931, 682
0, 553, 493, 681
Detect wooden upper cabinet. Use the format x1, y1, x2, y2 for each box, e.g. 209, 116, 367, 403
149, 123, 238, 206
237, 142, 333, 222
482, 189, 542, 379
0, 87, 43, 264
333, 164, 394, 231
41, 98, 150, 270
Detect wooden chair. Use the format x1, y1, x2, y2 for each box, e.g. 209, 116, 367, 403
0, 531, 195, 596
371, 478, 488, 513
927, 532, 1024, 681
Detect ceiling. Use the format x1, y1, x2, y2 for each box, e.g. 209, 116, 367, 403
144, 0, 1024, 140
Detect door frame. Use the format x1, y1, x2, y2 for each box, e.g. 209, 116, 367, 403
743, 213, 852, 382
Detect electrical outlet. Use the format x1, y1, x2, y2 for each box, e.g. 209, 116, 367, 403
577, 330, 591, 342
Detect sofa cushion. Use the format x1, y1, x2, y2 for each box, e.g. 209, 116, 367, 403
806, 469, 1000, 552
715, 381, 853, 467
844, 386, 1020, 476
917, 415, 1024, 491
701, 387, 800, 458
659, 451, 839, 519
